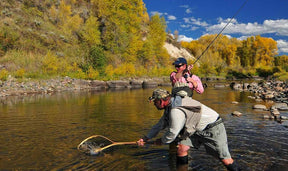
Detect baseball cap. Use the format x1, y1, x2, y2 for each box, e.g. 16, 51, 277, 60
149, 88, 170, 101
173, 57, 187, 65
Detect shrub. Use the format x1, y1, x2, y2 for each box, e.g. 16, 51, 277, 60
66, 68, 86, 79
87, 46, 106, 71
0, 27, 20, 56
114, 63, 136, 77
41, 52, 59, 75
104, 64, 115, 80
0, 69, 9, 81
256, 67, 274, 78
86, 66, 99, 80
273, 72, 288, 82
15, 68, 25, 78
227, 69, 249, 79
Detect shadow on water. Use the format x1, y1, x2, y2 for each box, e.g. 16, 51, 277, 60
1, 86, 288, 170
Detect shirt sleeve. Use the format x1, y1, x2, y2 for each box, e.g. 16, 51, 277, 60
170, 72, 177, 86
161, 108, 186, 144
191, 75, 204, 94
146, 115, 166, 139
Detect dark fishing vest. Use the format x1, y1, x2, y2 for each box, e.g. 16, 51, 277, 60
171, 86, 193, 97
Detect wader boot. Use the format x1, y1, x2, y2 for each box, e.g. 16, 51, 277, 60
176, 155, 188, 171
226, 161, 241, 171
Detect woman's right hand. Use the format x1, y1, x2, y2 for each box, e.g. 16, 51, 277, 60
188, 64, 193, 71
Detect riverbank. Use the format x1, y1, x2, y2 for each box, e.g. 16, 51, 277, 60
0, 76, 171, 97
1, 76, 287, 104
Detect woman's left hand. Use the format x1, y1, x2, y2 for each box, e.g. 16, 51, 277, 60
187, 77, 198, 88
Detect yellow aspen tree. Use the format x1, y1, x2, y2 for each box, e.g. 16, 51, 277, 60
253, 35, 278, 67
81, 16, 101, 46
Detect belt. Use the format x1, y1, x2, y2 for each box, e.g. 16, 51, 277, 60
204, 117, 223, 130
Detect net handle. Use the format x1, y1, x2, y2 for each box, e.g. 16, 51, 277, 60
77, 135, 137, 152
98, 141, 137, 152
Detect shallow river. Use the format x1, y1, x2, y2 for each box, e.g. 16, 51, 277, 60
1, 85, 288, 171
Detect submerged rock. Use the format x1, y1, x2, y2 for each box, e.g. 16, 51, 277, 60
232, 111, 242, 117
252, 104, 267, 110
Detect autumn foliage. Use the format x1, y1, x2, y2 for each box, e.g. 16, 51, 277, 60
181, 34, 287, 79
0, 0, 287, 81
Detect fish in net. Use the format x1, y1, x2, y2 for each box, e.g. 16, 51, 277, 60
77, 135, 137, 155
78, 135, 114, 155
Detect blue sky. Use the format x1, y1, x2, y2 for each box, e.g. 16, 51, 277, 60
142, 0, 288, 55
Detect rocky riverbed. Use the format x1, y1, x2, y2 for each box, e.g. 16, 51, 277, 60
230, 80, 288, 104
230, 80, 288, 121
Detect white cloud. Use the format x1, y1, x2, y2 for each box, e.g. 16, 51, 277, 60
206, 18, 288, 54
224, 34, 232, 39
277, 39, 288, 54
150, 11, 176, 21
206, 19, 288, 37
217, 17, 237, 24
263, 19, 288, 36
183, 17, 209, 27
179, 5, 189, 8
151, 11, 163, 16
178, 35, 194, 42
186, 8, 192, 14
168, 15, 177, 20
180, 24, 190, 28
179, 5, 192, 14
191, 26, 199, 31
237, 36, 249, 40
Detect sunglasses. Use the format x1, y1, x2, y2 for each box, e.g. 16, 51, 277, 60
175, 64, 184, 68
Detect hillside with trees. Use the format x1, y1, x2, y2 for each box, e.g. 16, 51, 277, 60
0, 0, 287, 81
181, 34, 288, 80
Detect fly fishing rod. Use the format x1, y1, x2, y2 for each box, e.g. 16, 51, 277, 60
193, 0, 249, 64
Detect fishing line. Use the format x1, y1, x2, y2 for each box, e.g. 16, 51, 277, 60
193, 0, 249, 64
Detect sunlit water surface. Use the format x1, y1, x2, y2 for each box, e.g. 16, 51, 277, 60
1, 85, 288, 171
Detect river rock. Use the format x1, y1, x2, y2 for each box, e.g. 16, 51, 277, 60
270, 109, 280, 116
243, 83, 250, 90
271, 103, 288, 110
248, 96, 256, 99
90, 80, 107, 89
159, 82, 171, 86
232, 111, 242, 117
279, 106, 288, 111
142, 81, 158, 88
230, 82, 242, 90
214, 84, 225, 88
264, 93, 274, 99
74, 79, 90, 89
130, 80, 143, 88
263, 114, 274, 119
252, 104, 267, 110
255, 98, 263, 102
107, 80, 130, 89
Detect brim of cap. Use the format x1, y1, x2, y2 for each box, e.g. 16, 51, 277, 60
148, 97, 155, 101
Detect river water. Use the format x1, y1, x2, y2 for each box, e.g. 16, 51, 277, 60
1, 85, 288, 171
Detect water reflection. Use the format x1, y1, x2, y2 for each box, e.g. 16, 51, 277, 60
0, 86, 288, 170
